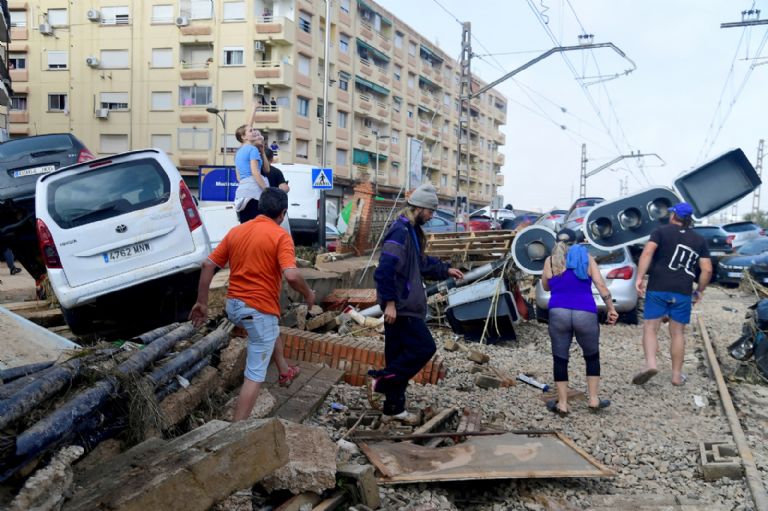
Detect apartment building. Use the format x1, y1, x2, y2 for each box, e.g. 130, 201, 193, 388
7, 0, 507, 209
0, 1, 11, 140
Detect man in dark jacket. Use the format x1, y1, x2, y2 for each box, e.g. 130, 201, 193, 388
370, 184, 464, 424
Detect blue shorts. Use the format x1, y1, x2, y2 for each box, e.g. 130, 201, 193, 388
225, 298, 279, 382
643, 291, 693, 324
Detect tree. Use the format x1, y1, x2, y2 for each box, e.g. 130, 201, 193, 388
742, 211, 768, 228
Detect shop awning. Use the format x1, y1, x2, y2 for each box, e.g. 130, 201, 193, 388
419, 74, 440, 90
418, 104, 434, 114
356, 0, 392, 25
356, 38, 390, 63
355, 75, 390, 96
420, 44, 444, 64
353, 148, 370, 165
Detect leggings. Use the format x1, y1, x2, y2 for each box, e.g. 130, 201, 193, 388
548, 308, 600, 382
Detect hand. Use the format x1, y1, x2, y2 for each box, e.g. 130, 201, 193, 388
635, 279, 646, 298
306, 290, 316, 310
189, 302, 208, 327
254, 135, 264, 148
692, 290, 703, 305
384, 301, 397, 324
448, 268, 464, 280
606, 310, 619, 325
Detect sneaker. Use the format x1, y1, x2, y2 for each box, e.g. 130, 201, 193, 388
9, 268, 21, 275
365, 375, 382, 410
381, 410, 420, 426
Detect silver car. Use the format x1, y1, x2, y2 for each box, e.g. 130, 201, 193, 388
534, 244, 639, 324
721, 221, 764, 250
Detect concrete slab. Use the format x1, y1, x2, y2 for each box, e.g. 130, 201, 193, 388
0, 305, 79, 370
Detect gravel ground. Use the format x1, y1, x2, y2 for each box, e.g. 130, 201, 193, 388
307, 285, 767, 510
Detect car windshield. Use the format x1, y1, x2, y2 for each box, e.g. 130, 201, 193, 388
737, 238, 768, 255
584, 244, 626, 265
48, 158, 171, 229
566, 206, 592, 222
0, 135, 75, 159
694, 227, 724, 235
723, 223, 757, 233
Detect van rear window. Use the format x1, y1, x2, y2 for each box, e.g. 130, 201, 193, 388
48, 158, 171, 229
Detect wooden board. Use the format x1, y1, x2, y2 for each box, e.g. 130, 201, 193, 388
425, 231, 515, 266
265, 360, 345, 423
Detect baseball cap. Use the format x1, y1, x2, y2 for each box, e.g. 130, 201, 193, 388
669, 202, 694, 218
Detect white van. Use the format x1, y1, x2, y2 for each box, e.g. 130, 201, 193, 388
278, 163, 322, 242
35, 149, 211, 334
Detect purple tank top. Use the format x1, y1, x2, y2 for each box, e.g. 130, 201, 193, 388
548, 269, 597, 314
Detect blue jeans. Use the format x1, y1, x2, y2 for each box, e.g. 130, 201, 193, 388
644, 291, 693, 324
225, 298, 279, 382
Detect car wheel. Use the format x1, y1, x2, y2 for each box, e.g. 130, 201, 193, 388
535, 305, 549, 323
621, 307, 639, 325
61, 306, 96, 335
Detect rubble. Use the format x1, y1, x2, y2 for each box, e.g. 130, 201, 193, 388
9, 445, 84, 511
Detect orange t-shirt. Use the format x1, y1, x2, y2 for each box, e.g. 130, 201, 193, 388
208, 216, 296, 316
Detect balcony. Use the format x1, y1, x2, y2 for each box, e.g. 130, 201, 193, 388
254, 16, 295, 45
495, 131, 506, 145
180, 63, 210, 81
494, 152, 505, 166
9, 68, 27, 82
253, 61, 293, 87
353, 93, 373, 113
356, 130, 373, 148
359, 20, 374, 43
179, 112, 209, 123
496, 174, 504, 186
358, 58, 373, 77
9, 25, 26, 40
252, 105, 287, 129
9, 111, 28, 123
374, 99, 388, 119
179, 25, 213, 42
0, 2, 8, 43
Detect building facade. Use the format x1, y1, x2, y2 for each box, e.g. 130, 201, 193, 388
0, 0, 11, 140
7, 0, 506, 209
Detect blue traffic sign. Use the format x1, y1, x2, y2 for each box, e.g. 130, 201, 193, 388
311, 168, 333, 189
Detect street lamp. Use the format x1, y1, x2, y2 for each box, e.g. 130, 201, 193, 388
372, 130, 389, 197
206, 107, 228, 167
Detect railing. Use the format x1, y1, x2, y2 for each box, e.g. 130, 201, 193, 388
375, 100, 387, 110
359, 58, 371, 69
181, 61, 211, 69
100, 16, 131, 26
255, 60, 282, 68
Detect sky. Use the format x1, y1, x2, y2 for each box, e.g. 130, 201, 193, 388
383, 0, 768, 219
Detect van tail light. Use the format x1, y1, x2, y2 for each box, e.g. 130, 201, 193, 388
36, 219, 62, 269
606, 265, 633, 280
179, 180, 202, 231
575, 217, 585, 224
761, 229, 766, 236
726, 235, 735, 246
77, 148, 95, 163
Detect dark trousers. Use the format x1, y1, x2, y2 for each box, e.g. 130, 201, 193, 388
237, 200, 260, 223
2, 248, 16, 270
371, 315, 436, 415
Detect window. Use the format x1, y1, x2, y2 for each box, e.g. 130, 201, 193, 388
337, 110, 348, 128
8, 53, 26, 70
297, 96, 309, 117
151, 48, 173, 68
10, 11, 26, 27
316, 100, 327, 120
394, 32, 403, 48
407, 73, 415, 89
298, 10, 311, 33
339, 34, 349, 53
296, 139, 309, 159
223, 47, 244, 66
48, 94, 68, 111
391, 130, 400, 144
185, 0, 212, 20
10, 96, 27, 111
178, 128, 212, 150
223, 1, 246, 21
336, 148, 348, 166
393, 97, 401, 112
47, 51, 68, 70
47, 8, 68, 26
100, 92, 129, 110
151, 134, 172, 154
339, 0, 350, 13
443, 93, 451, 106
441, 174, 448, 187
298, 54, 311, 76
179, 86, 212, 106
407, 105, 414, 118
101, 6, 130, 25
100, 134, 129, 154
393, 65, 401, 81
100, 50, 130, 69
151, 4, 173, 23
408, 41, 417, 56
222, 90, 243, 110
338, 72, 349, 91
151, 91, 172, 110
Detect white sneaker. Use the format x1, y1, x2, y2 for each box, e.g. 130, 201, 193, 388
381, 410, 420, 426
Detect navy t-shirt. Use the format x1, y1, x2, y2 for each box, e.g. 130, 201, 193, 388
647, 224, 710, 295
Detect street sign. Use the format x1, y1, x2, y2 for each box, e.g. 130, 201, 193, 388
312, 167, 333, 189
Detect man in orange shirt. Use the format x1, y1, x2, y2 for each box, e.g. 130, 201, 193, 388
190, 188, 315, 421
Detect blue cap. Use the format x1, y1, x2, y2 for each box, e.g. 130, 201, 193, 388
669, 202, 694, 218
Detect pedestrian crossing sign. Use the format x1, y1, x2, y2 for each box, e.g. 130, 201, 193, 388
311, 167, 333, 189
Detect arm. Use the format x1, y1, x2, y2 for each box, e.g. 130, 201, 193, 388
588, 255, 618, 324
284, 268, 315, 309
694, 257, 712, 304
250, 156, 268, 189
635, 241, 658, 297
374, 227, 407, 324
258, 145, 270, 175
246, 103, 258, 127
189, 259, 219, 327
541, 257, 552, 292
420, 254, 450, 281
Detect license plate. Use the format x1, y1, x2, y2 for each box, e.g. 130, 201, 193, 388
13, 165, 56, 178
103, 242, 151, 263
727, 272, 742, 278
710, 251, 726, 256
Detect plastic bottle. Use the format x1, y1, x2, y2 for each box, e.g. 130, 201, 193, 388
517, 373, 550, 392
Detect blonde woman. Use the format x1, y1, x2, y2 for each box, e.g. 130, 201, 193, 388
540, 228, 618, 416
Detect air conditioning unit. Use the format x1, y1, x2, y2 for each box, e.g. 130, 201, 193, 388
277, 132, 291, 142
86, 9, 101, 21
85, 56, 100, 68
253, 84, 266, 96
254, 41, 266, 52
175, 15, 189, 27
95, 108, 109, 119
39, 23, 54, 35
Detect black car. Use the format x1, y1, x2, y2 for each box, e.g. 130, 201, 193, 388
716, 238, 768, 285
0, 134, 94, 280
692, 225, 733, 261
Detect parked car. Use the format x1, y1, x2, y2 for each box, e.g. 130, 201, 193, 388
35, 149, 210, 335
502, 213, 540, 231
562, 206, 597, 240
721, 221, 765, 249
716, 237, 768, 284
533, 209, 569, 231
468, 214, 500, 231
470, 207, 516, 224
0, 134, 94, 281
423, 216, 465, 234
535, 244, 639, 324
434, 208, 467, 230
691, 225, 734, 262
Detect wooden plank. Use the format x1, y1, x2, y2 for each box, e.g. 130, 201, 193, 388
270, 364, 344, 423
413, 407, 458, 436
311, 491, 347, 511
2, 300, 52, 312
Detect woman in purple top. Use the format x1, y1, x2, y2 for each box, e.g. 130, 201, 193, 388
540, 228, 618, 416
